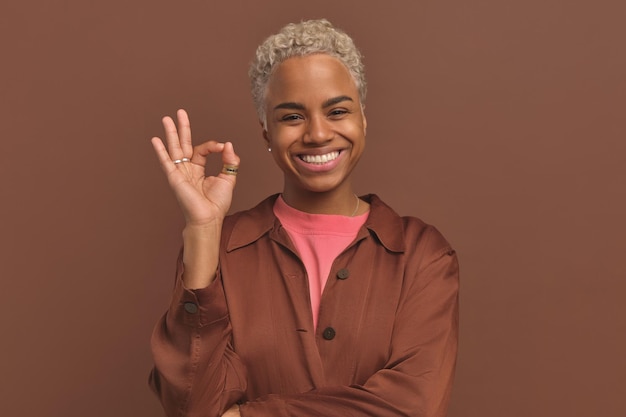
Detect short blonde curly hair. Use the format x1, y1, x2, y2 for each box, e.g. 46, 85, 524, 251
249, 19, 366, 124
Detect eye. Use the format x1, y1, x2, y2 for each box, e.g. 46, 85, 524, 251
280, 114, 303, 123
328, 108, 349, 118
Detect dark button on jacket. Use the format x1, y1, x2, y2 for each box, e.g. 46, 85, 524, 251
322, 327, 336, 340
336, 268, 350, 280
183, 302, 198, 314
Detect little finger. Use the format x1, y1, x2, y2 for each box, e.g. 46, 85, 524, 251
150, 137, 177, 175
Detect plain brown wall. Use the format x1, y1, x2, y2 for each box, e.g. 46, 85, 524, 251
1, 1, 624, 416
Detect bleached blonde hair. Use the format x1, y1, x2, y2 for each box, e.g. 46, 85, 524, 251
249, 19, 366, 125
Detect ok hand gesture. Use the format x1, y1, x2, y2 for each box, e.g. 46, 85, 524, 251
151, 109, 240, 227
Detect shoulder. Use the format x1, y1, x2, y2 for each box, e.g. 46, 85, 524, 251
221, 195, 279, 251
365, 194, 455, 263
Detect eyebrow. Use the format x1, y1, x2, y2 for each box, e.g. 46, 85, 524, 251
273, 95, 354, 111
323, 95, 353, 107
274, 102, 305, 111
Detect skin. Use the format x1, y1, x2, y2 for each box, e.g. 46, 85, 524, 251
151, 53, 369, 417
151, 110, 240, 290
263, 54, 369, 216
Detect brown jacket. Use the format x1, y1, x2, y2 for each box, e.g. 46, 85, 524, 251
150, 194, 459, 417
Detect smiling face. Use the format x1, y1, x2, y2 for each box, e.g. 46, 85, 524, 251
263, 54, 367, 199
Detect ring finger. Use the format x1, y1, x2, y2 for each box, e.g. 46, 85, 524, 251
162, 115, 185, 162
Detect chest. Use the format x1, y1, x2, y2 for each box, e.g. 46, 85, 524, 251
220, 234, 409, 394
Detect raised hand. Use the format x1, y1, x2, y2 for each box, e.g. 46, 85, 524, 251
151, 109, 240, 227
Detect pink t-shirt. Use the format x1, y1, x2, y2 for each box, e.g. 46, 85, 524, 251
273, 196, 368, 330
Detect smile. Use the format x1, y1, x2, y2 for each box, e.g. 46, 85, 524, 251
298, 151, 340, 164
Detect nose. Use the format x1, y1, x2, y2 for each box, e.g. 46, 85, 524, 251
303, 115, 333, 145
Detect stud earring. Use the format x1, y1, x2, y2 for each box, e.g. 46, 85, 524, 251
268, 147, 272, 152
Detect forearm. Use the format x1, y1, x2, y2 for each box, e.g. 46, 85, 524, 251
239, 321, 457, 417
182, 220, 223, 289
150, 266, 247, 417
239, 364, 455, 417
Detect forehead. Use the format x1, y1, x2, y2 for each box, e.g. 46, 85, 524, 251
266, 54, 359, 104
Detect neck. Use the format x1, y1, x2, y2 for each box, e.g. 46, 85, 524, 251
281, 185, 359, 216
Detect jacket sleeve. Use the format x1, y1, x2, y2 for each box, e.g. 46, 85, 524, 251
239, 230, 460, 417
149, 251, 248, 417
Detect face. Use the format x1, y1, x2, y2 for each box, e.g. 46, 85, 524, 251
262, 54, 367, 196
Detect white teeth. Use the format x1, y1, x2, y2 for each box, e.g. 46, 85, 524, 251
300, 151, 339, 164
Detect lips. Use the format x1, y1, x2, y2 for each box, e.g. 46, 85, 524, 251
298, 151, 340, 164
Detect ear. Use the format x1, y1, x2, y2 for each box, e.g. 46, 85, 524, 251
362, 112, 367, 136
260, 121, 270, 146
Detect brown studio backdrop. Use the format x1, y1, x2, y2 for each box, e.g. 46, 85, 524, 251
1, 1, 624, 416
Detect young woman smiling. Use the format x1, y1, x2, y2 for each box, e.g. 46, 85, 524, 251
149, 19, 459, 417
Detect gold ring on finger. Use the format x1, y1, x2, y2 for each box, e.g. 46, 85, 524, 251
221, 164, 239, 175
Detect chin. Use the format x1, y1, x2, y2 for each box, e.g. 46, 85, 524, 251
297, 178, 347, 194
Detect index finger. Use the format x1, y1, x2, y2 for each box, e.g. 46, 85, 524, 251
190, 140, 226, 168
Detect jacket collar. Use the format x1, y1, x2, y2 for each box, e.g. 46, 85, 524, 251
226, 194, 405, 253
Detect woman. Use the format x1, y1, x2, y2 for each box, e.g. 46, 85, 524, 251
150, 19, 459, 417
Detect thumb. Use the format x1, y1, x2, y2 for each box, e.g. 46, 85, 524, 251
221, 142, 240, 166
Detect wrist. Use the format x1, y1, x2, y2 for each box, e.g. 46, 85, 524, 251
181, 222, 222, 290
183, 220, 223, 238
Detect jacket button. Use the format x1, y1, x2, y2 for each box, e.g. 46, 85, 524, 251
183, 302, 198, 314
336, 268, 350, 280
322, 327, 336, 340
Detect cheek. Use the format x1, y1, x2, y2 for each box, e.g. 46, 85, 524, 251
270, 126, 302, 146
344, 123, 366, 144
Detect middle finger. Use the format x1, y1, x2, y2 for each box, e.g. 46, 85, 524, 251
176, 109, 194, 157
